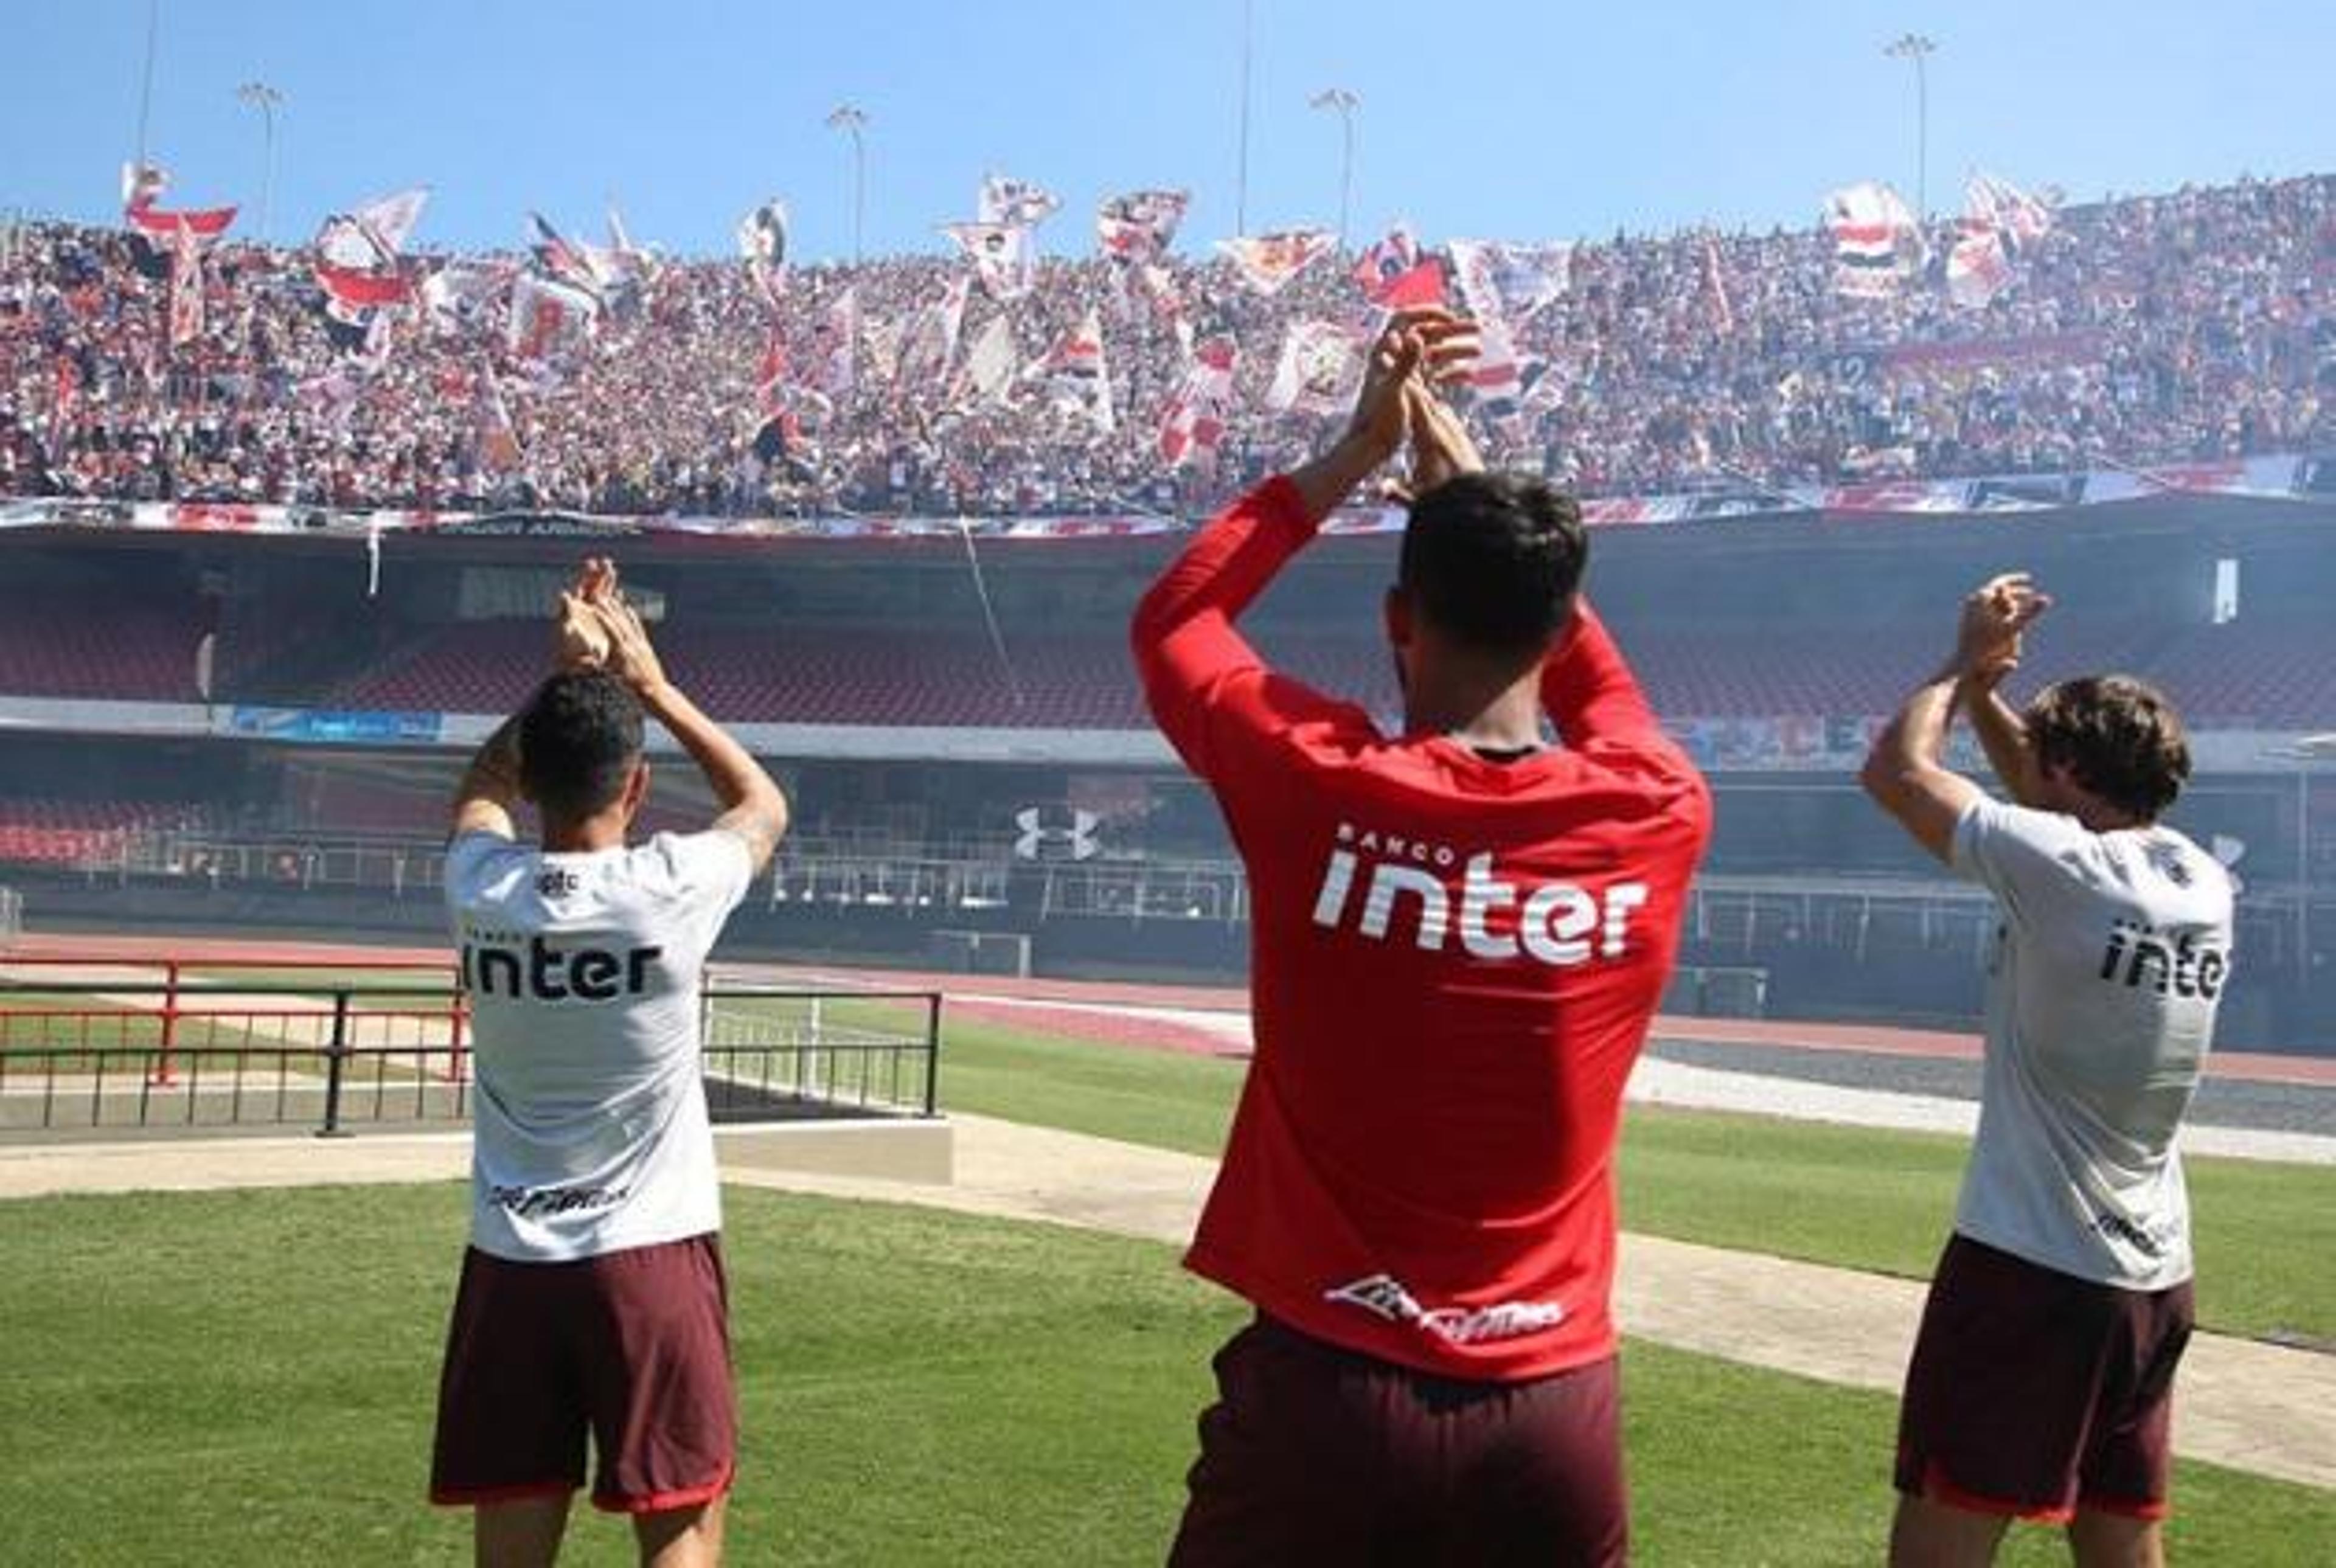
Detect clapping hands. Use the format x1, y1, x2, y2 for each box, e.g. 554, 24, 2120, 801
1953, 573, 2053, 687
554, 556, 669, 698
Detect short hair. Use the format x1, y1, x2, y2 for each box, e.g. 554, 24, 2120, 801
1398, 473, 1589, 657
2024, 675, 2191, 822
518, 670, 644, 822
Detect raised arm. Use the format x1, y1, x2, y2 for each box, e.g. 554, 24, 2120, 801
588, 571, 789, 874
1956, 575, 2053, 808
447, 562, 614, 841
1537, 602, 1663, 748
1132, 311, 1472, 774
1863, 574, 2049, 862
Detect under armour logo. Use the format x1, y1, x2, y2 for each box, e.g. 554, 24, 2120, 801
1014, 807, 1100, 861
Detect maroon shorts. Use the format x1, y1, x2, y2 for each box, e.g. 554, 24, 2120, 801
1896, 1234, 2194, 1523
430, 1234, 735, 1515
1169, 1314, 1628, 1567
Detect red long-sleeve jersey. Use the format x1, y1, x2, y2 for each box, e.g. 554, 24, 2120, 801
1132, 476, 1712, 1381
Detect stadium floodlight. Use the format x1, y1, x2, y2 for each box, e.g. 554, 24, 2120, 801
1882, 33, 1938, 221
1309, 88, 1361, 248
235, 81, 285, 245
825, 104, 870, 263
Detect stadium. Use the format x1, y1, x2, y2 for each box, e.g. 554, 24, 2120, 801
1, 6, 2332, 1566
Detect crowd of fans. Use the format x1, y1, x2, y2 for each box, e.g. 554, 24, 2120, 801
1, 172, 2328, 516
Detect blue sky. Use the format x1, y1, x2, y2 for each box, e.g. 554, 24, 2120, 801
4, 1, 2328, 260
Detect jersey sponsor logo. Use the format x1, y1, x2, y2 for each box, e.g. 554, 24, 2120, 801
1310, 821, 1650, 965
1325, 1272, 1567, 1345
459, 931, 666, 1001
2092, 1207, 2176, 1259
2098, 918, 2228, 1001
488, 1181, 631, 1219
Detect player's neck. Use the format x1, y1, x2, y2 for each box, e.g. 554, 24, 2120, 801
1402, 662, 1545, 754
540, 812, 629, 854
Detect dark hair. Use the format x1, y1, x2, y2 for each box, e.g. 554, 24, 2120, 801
2024, 675, 2191, 821
518, 670, 645, 822
1398, 472, 1588, 656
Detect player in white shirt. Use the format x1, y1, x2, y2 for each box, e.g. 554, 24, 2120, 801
430, 559, 786, 1568
1863, 575, 2232, 1568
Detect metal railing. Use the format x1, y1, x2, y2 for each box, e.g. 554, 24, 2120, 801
0, 971, 941, 1136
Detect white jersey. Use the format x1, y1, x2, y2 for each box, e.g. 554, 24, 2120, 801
1949, 796, 2234, 1290
445, 827, 754, 1263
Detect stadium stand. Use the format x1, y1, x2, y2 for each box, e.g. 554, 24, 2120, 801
2, 174, 2328, 518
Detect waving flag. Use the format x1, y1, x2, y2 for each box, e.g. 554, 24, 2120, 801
1445, 240, 1572, 323
1825, 182, 1921, 298
1353, 226, 1447, 309
1097, 189, 1189, 262
507, 273, 600, 359
318, 187, 429, 271
1217, 230, 1337, 294
1031, 305, 1114, 430
420, 262, 512, 334
1702, 233, 1734, 336
1158, 338, 1239, 468
1966, 172, 2051, 253
315, 262, 412, 312
958, 316, 1021, 405
940, 221, 1036, 300
979, 174, 1060, 227
897, 274, 972, 393
1265, 320, 1365, 416
811, 286, 860, 397
167, 223, 205, 349
1946, 228, 2014, 309
121, 162, 237, 240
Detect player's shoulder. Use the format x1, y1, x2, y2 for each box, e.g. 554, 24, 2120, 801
444, 830, 534, 901
616, 828, 753, 895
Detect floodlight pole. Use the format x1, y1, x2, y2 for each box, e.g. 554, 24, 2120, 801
1309, 88, 1360, 248
134, 0, 159, 175
235, 81, 283, 245
826, 105, 869, 262
1883, 33, 1938, 221
1235, 0, 1254, 234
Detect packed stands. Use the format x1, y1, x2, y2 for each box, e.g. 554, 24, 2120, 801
3, 173, 2328, 519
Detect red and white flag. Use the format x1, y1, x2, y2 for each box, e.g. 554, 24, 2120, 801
1460, 317, 1529, 403
318, 187, 429, 271
1031, 305, 1114, 431
122, 162, 236, 240
896, 275, 972, 394
506, 273, 600, 359
1215, 230, 1337, 294
756, 324, 790, 414
1825, 182, 1922, 298
1158, 338, 1239, 468
1445, 238, 1572, 323
473, 362, 524, 474
1097, 189, 1189, 262
940, 221, 1036, 301
1352, 226, 1447, 309
737, 198, 788, 304
1947, 228, 2014, 308
979, 174, 1060, 227
167, 223, 205, 349
1265, 319, 1365, 415
1966, 172, 2051, 253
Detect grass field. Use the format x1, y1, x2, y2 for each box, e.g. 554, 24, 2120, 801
888, 1007, 2336, 1347
0, 1183, 2327, 1566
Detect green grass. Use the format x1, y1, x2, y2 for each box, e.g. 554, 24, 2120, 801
0, 1184, 2324, 1565
899, 1006, 2336, 1345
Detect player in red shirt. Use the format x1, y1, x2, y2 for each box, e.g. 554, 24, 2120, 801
1135, 313, 1711, 1564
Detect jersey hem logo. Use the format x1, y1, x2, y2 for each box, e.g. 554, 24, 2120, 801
1324, 1272, 1566, 1345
